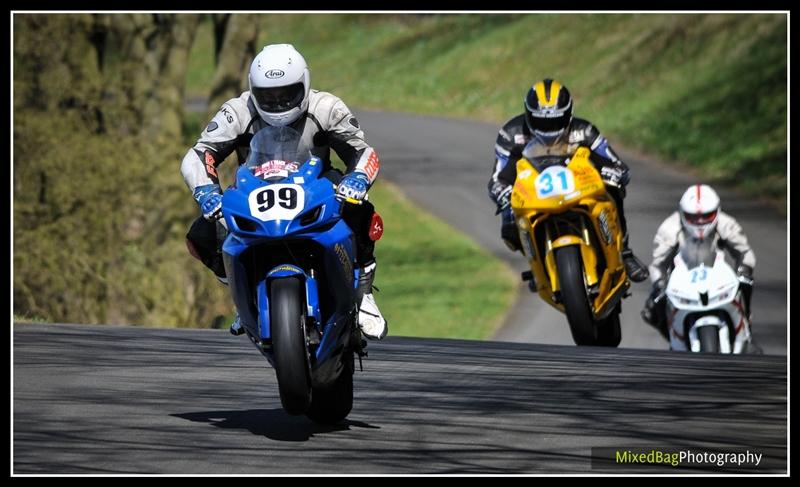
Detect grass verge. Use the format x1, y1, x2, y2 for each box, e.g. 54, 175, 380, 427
188, 13, 786, 209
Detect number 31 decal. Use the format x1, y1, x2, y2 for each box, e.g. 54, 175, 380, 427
535, 166, 575, 199
248, 184, 305, 221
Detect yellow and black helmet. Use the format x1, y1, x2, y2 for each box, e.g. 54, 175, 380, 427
524, 79, 573, 144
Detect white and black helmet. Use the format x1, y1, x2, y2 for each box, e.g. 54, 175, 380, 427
248, 44, 311, 126
679, 184, 721, 240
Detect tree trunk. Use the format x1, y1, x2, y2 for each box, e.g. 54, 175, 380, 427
206, 14, 260, 119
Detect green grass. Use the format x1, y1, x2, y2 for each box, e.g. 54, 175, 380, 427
188, 13, 786, 208
368, 181, 516, 339
13, 313, 48, 324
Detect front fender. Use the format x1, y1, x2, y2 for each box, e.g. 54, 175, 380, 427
547, 236, 599, 290
257, 264, 321, 341
688, 315, 730, 353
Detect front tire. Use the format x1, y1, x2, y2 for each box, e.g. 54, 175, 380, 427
271, 277, 312, 415
556, 246, 598, 345
698, 326, 720, 353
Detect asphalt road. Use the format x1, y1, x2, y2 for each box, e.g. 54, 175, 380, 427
13, 323, 787, 474
354, 110, 787, 355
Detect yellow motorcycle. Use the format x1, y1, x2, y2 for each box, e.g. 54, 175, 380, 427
510, 146, 630, 346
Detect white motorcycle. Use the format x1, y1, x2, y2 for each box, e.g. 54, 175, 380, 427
663, 239, 754, 353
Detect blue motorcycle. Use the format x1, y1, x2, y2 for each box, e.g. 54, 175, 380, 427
220, 126, 366, 424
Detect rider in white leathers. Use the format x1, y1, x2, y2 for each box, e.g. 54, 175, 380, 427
181, 44, 387, 340
641, 184, 756, 339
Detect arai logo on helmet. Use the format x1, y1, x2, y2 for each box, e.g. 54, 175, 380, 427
264, 69, 285, 79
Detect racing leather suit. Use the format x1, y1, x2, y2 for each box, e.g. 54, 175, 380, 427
487, 115, 631, 250
181, 89, 381, 280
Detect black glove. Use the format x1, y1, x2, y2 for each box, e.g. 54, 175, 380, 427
737, 264, 753, 278
737, 264, 754, 285
488, 181, 512, 214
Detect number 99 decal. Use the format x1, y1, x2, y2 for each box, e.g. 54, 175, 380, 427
248, 184, 305, 221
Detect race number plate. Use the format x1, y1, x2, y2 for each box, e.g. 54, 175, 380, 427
535, 166, 576, 199
248, 184, 305, 221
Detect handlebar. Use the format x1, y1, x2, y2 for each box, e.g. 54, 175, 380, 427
333, 183, 364, 206
336, 195, 364, 206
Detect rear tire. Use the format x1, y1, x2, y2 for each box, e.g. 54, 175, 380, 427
556, 246, 598, 345
597, 305, 622, 347
271, 277, 312, 415
698, 326, 720, 353
306, 352, 354, 425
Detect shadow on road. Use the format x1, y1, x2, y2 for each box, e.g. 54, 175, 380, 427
172, 409, 380, 442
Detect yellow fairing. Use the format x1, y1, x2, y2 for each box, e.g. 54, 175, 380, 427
511, 147, 604, 212
511, 147, 628, 318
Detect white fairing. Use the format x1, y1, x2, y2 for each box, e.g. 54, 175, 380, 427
665, 246, 752, 353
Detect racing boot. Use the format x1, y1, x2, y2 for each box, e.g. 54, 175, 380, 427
356, 261, 388, 340
229, 313, 244, 336
621, 235, 649, 283
641, 282, 668, 340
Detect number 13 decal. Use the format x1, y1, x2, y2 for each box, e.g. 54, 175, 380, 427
249, 184, 305, 221
690, 268, 708, 283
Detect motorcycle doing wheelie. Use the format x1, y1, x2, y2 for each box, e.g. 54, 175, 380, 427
220, 126, 367, 424
661, 237, 755, 353
510, 145, 630, 346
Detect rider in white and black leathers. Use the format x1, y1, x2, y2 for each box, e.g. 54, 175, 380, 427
487, 79, 649, 283
641, 184, 756, 339
181, 44, 387, 340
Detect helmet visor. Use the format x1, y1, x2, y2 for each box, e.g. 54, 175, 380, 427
252, 83, 305, 113
526, 109, 571, 134
684, 210, 717, 225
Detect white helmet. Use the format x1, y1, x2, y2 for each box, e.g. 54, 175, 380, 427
248, 44, 311, 126
679, 184, 721, 240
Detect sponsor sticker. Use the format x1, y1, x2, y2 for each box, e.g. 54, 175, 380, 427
598, 210, 613, 244
265, 69, 285, 79
369, 212, 384, 241
334, 243, 354, 286
363, 151, 380, 182
204, 151, 217, 178
268, 264, 302, 276
253, 160, 300, 179
221, 107, 234, 123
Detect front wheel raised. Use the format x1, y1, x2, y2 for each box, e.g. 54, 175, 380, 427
556, 245, 598, 346
271, 277, 312, 415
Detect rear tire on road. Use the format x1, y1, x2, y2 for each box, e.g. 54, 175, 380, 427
306, 352, 354, 425
597, 305, 622, 347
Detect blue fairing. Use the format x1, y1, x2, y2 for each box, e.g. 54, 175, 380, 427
220, 137, 358, 372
